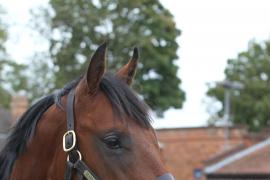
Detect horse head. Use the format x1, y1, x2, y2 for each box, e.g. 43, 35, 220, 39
1, 43, 174, 180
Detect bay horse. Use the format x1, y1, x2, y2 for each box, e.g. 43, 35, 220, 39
0, 43, 174, 180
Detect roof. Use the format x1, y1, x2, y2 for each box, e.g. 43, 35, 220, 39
0, 133, 8, 150
155, 125, 246, 131
0, 107, 11, 133
203, 144, 246, 166
204, 137, 270, 177
0, 107, 11, 150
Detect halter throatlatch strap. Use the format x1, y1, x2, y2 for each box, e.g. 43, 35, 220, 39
63, 88, 98, 180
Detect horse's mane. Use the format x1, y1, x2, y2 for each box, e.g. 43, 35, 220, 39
0, 73, 151, 180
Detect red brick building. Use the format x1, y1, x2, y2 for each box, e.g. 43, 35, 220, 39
0, 95, 28, 150
204, 137, 270, 180
156, 127, 265, 180
10, 95, 29, 125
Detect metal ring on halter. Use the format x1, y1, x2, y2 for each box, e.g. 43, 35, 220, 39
67, 150, 82, 162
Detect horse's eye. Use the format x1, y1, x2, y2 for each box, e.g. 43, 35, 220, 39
103, 135, 122, 149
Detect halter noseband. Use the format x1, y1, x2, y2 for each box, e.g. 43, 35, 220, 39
63, 88, 98, 180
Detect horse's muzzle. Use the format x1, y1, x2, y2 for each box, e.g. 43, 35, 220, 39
155, 173, 175, 180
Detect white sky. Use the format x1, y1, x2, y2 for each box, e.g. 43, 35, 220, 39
2, 0, 270, 129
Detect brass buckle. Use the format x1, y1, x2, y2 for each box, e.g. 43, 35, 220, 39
63, 130, 76, 152
67, 150, 82, 162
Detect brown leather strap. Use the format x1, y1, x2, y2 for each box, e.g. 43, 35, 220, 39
64, 88, 99, 180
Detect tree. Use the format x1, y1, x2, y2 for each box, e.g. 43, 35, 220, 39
46, 0, 185, 116
207, 40, 270, 131
0, 7, 28, 108
0, 7, 11, 108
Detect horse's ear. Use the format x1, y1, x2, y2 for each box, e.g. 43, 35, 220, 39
86, 42, 107, 94
116, 47, 139, 85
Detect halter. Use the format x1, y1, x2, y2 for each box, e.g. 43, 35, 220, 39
63, 88, 99, 180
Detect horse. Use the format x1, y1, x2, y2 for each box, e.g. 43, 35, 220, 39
0, 43, 175, 180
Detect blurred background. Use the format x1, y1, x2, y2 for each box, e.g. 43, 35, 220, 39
1, 0, 270, 179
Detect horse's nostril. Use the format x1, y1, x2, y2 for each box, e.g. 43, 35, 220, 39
155, 173, 175, 180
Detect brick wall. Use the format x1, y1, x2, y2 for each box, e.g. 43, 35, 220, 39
10, 95, 28, 125
156, 127, 249, 180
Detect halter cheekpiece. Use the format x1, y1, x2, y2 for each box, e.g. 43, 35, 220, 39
63, 88, 98, 180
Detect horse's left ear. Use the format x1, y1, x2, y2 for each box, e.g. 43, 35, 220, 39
116, 47, 139, 85
86, 42, 107, 94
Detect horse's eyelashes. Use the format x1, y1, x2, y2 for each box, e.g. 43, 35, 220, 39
103, 134, 122, 149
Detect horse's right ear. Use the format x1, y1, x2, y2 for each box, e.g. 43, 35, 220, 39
116, 47, 139, 85
86, 42, 107, 94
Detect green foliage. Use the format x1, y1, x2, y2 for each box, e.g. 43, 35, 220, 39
0, 7, 29, 108
0, 60, 28, 108
0, 60, 11, 109
48, 0, 185, 115
25, 54, 54, 101
0, 7, 10, 108
0, 8, 6, 52
207, 40, 270, 131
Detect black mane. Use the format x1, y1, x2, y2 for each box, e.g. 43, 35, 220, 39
0, 73, 151, 180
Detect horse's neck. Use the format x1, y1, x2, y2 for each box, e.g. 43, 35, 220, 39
11, 105, 66, 180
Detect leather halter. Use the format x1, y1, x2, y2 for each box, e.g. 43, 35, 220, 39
63, 88, 99, 180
